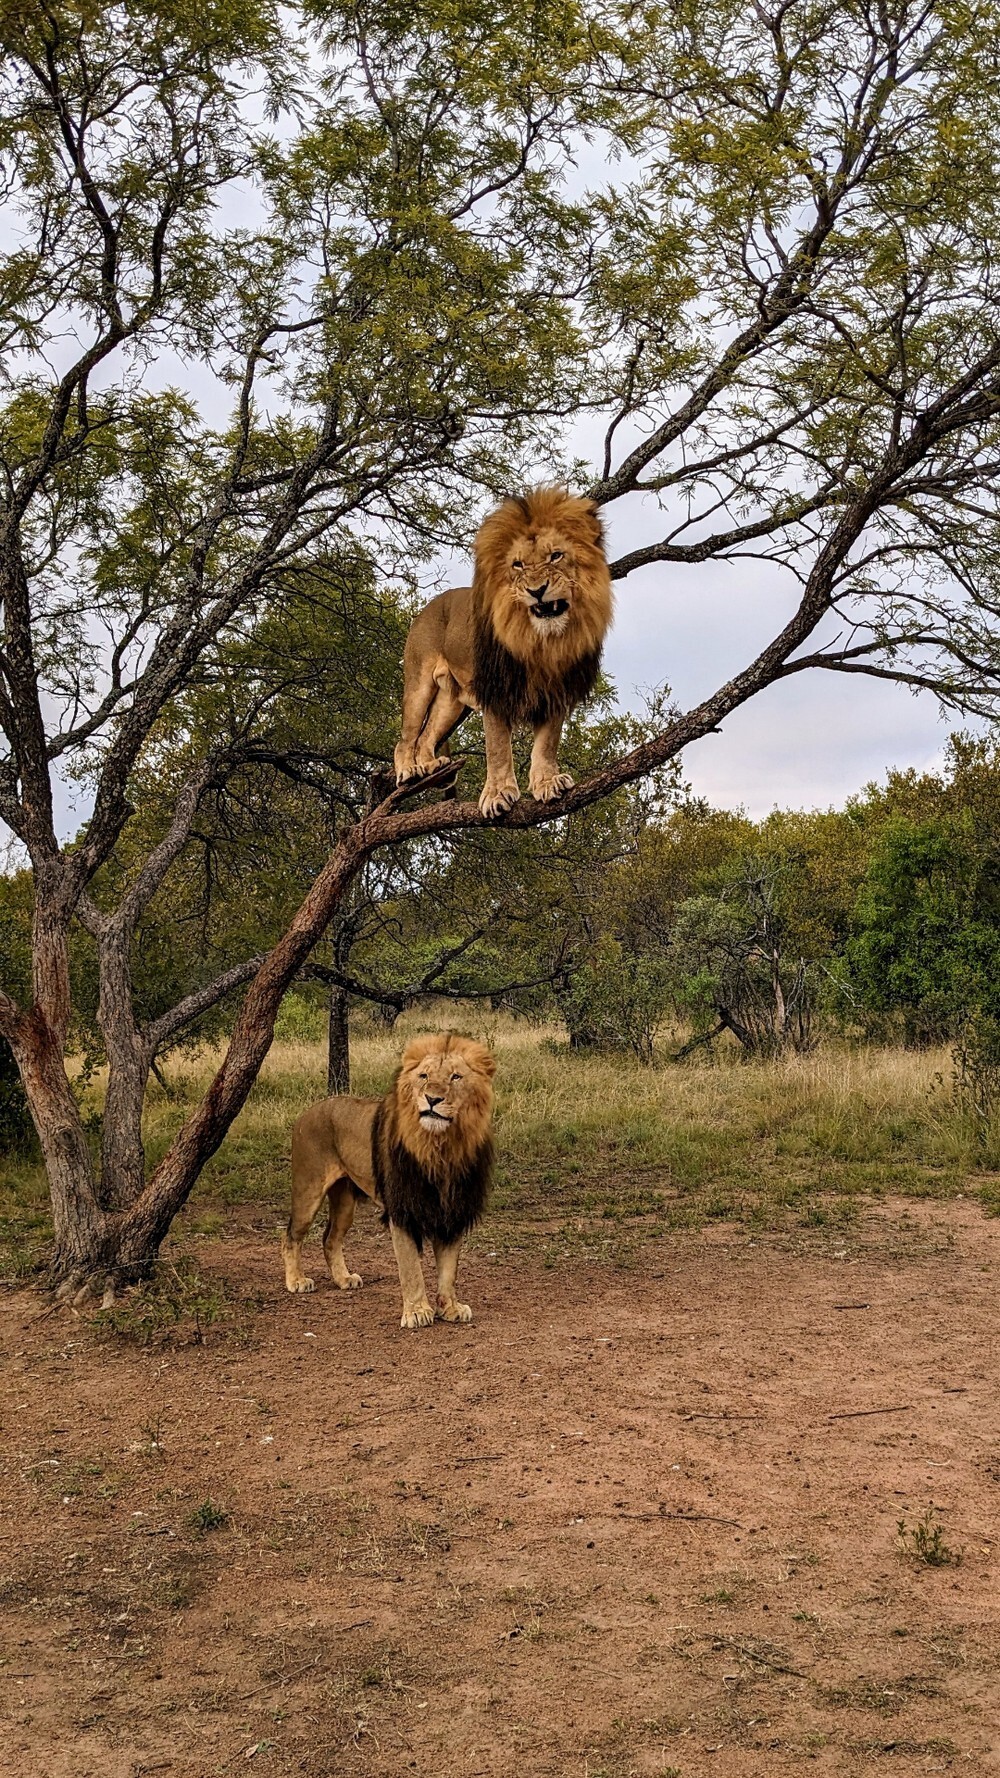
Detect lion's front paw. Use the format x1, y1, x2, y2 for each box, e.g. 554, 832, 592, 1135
479, 779, 520, 818
528, 768, 574, 803
286, 1275, 316, 1294
436, 1296, 473, 1323
334, 1271, 363, 1290
401, 1299, 436, 1329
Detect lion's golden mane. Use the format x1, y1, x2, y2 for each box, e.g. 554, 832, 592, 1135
372, 1035, 496, 1251
471, 486, 613, 722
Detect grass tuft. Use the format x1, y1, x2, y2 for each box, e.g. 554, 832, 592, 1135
897, 1508, 962, 1567
187, 1497, 230, 1535
95, 1256, 246, 1346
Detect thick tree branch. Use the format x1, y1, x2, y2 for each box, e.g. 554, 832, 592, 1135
145, 955, 267, 1056
113, 756, 226, 936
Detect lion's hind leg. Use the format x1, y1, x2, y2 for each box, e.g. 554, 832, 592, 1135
412, 673, 467, 776
323, 1179, 363, 1289
394, 655, 440, 783
282, 1162, 330, 1294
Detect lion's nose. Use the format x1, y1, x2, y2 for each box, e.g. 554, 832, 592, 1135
527, 582, 549, 597
425, 1094, 444, 1108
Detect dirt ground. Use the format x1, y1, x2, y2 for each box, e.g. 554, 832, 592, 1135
2, 1200, 999, 1777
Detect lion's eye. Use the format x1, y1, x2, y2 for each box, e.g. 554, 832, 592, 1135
419, 1073, 428, 1081
451, 1073, 462, 1081
550, 550, 564, 561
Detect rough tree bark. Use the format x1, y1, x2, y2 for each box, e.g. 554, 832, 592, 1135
327, 984, 351, 1095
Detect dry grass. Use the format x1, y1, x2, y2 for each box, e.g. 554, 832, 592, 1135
141, 1013, 984, 1233
2, 1010, 994, 1280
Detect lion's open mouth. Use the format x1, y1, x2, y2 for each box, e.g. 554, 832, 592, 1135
420, 1108, 452, 1123
529, 597, 570, 620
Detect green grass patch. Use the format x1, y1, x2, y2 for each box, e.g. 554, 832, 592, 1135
95, 1255, 256, 1346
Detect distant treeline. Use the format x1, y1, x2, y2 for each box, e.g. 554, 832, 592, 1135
540, 731, 1000, 1068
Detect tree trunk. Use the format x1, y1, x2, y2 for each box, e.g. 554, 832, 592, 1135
6, 875, 118, 1291
96, 920, 152, 1208
13, 1012, 111, 1288
327, 982, 350, 1095
100, 1045, 149, 1210
771, 947, 787, 1047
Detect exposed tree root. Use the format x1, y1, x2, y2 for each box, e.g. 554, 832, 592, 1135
50, 1267, 121, 1310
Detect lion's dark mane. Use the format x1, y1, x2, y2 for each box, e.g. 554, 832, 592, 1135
471, 613, 601, 725
371, 1099, 493, 1252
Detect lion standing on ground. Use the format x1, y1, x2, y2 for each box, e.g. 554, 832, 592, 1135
393, 487, 613, 816
281, 1034, 496, 1328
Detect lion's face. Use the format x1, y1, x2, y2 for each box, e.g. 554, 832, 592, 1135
506, 522, 585, 638
474, 487, 612, 665
397, 1034, 496, 1150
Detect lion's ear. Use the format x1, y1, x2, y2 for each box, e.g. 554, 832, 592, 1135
476, 1048, 497, 1079
400, 1038, 427, 1070
582, 498, 605, 545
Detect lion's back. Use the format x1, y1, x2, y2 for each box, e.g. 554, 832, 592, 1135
406, 585, 474, 685
291, 1094, 381, 1197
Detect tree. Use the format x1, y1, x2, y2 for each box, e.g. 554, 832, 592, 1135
8, 0, 1000, 1295
542, 800, 870, 1057
0, 0, 599, 1290
845, 736, 1000, 1128
667, 856, 820, 1057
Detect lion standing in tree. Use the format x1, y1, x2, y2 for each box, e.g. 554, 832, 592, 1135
393, 487, 613, 816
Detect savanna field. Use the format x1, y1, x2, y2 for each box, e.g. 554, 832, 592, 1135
2, 1019, 1000, 1776
5, 1016, 998, 1278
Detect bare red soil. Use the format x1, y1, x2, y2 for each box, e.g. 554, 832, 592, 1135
2, 1201, 999, 1776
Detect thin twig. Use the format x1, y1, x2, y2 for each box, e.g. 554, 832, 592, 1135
614, 1510, 743, 1528
707, 1635, 807, 1679
683, 1412, 760, 1422
827, 1403, 913, 1421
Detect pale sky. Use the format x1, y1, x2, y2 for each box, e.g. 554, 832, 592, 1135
600, 549, 949, 818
